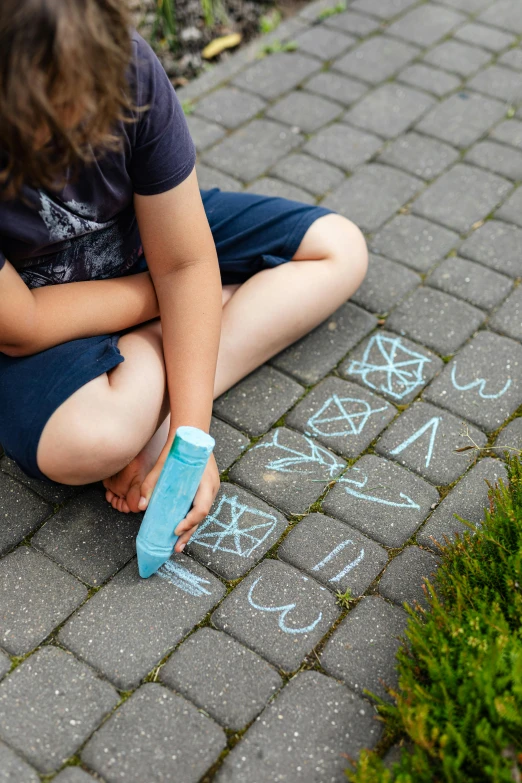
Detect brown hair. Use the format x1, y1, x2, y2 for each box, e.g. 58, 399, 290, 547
0, 0, 139, 200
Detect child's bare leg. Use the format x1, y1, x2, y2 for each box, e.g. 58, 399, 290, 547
37, 214, 367, 508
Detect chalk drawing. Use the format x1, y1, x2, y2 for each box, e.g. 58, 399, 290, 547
312, 539, 365, 583
450, 363, 511, 400
339, 466, 420, 509
190, 494, 278, 558
157, 560, 212, 597
390, 416, 441, 468
306, 394, 388, 438
254, 428, 344, 478
348, 334, 431, 400
247, 575, 323, 635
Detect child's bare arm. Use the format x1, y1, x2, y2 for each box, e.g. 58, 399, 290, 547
0, 259, 159, 356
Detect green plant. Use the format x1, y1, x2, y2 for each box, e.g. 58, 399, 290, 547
317, 0, 347, 20
260, 8, 282, 34
181, 100, 195, 115
335, 588, 353, 608
347, 455, 522, 782
258, 40, 297, 58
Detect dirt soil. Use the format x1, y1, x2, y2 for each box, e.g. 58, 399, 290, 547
131, 0, 309, 85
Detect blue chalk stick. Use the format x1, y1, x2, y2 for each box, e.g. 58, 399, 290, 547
136, 426, 215, 578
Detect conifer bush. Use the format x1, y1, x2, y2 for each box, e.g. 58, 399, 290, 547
347, 455, 522, 783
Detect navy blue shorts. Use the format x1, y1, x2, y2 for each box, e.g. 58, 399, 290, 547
0, 188, 333, 484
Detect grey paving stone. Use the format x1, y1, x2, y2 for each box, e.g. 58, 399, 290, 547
397, 63, 462, 97
491, 119, 522, 148
0, 547, 87, 655
494, 417, 522, 457
272, 301, 377, 385
322, 164, 423, 232
299, 0, 348, 20
59, 555, 226, 690
426, 256, 513, 310
323, 9, 381, 36
0, 652, 10, 680
412, 164, 512, 233
202, 120, 303, 182
454, 22, 515, 51
499, 49, 522, 70
333, 36, 420, 84
53, 771, 98, 783
82, 683, 226, 783
32, 486, 141, 586
196, 163, 242, 192
490, 286, 522, 342
323, 454, 439, 547
344, 84, 435, 139
378, 132, 459, 180
459, 220, 522, 278
0, 456, 78, 504
370, 215, 459, 273
423, 40, 491, 77
186, 483, 287, 580
351, 0, 419, 18
478, 0, 522, 33
0, 647, 118, 774
214, 366, 303, 437
417, 457, 508, 549
194, 87, 266, 129
272, 153, 345, 196
215, 670, 381, 782
277, 512, 388, 596
0, 741, 39, 783
244, 176, 316, 203
230, 426, 346, 516
303, 123, 383, 172
496, 187, 522, 228
212, 559, 339, 671
321, 596, 407, 702
286, 377, 396, 459
266, 90, 342, 134
0, 472, 51, 556
186, 115, 225, 151
386, 287, 485, 355
376, 401, 487, 485
388, 4, 466, 46
159, 627, 282, 730
232, 52, 321, 99
351, 253, 421, 313
440, 0, 495, 10
416, 91, 505, 148
424, 330, 522, 432
468, 65, 522, 103
304, 71, 368, 106
379, 546, 439, 609
465, 140, 522, 181
210, 416, 249, 473
294, 25, 356, 60
340, 330, 444, 405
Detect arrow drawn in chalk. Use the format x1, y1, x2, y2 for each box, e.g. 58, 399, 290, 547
390, 416, 441, 468
339, 467, 420, 510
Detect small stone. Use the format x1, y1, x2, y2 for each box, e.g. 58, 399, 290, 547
370, 215, 459, 273
379, 546, 439, 609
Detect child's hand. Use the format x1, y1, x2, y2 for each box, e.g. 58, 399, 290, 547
138, 452, 220, 553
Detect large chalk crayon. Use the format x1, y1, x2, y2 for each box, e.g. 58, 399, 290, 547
136, 426, 215, 578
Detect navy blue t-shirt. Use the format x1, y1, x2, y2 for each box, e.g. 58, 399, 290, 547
0, 31, 196, 288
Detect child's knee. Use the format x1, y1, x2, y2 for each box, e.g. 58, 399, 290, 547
323, 215, 368, 289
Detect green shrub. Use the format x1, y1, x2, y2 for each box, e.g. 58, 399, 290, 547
347, 455, 522, 783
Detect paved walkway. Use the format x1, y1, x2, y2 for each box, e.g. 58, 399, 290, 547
1, 0, 522, 780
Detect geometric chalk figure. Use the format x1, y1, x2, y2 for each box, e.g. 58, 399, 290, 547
390, 415, 441, 468
190, 494, 278, 558
307, 394, 388, 437
254, 427, 344, 478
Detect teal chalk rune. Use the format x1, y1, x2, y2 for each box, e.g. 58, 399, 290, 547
306, 394, 388, 437
190, 494, 278, 557
390, 416, 441, 468
348, 334, 431, 400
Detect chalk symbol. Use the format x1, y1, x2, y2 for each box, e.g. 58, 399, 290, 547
306, 394, 388, 438
348, 334, 431, 400
190, 494, 278, 558
255, 428, 344, 478
312, 539, 365, 583
390, 416, 441, 468
450, 363, 511, 400
157, 560, 212, 597
247, 575, 323, 635
339, 466, 420, 509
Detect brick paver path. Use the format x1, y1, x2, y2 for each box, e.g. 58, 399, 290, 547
1, 0, 521, 779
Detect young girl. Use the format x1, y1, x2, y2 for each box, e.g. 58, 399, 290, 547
0, 0, 367, 554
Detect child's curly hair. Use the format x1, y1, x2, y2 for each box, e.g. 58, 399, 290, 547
0, 0, 139, 199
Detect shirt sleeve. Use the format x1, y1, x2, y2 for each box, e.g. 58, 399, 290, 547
0, 250, 6, 272
128, 32, 196, 196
